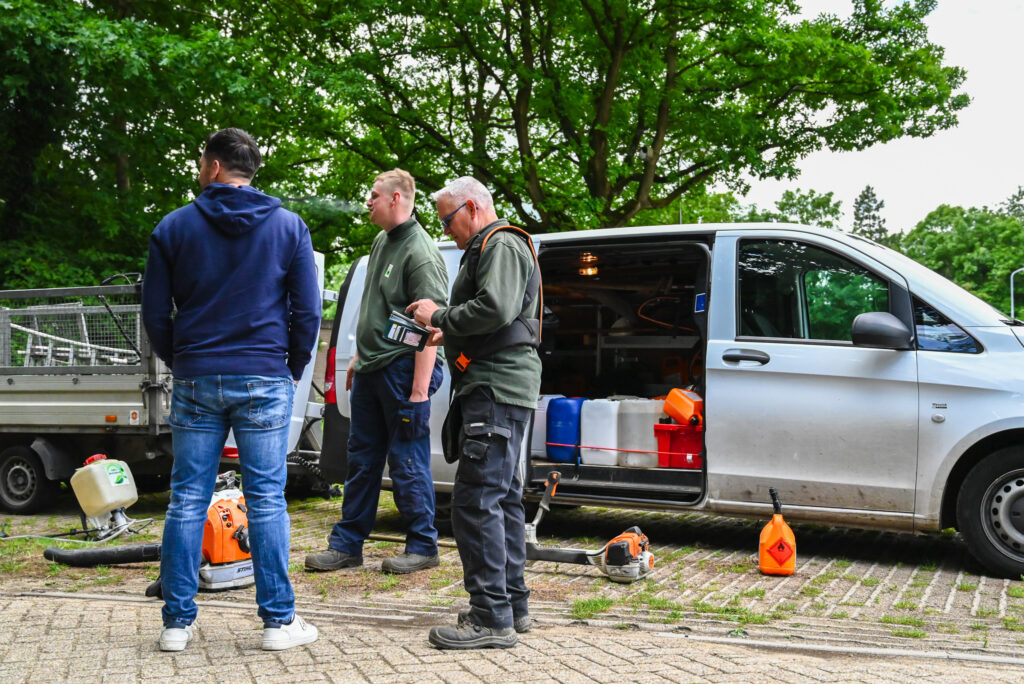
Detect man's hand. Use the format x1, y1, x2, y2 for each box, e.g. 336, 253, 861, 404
427, 328, 444, 346
346, 355, 357, 391
406, 299, 439, 328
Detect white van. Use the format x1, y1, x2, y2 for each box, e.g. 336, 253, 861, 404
320, 224, 1024, 578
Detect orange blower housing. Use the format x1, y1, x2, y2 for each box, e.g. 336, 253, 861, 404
202, 497, 251, 565
759, 488, 796, 576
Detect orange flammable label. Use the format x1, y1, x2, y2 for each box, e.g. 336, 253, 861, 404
767, 539, 794, 565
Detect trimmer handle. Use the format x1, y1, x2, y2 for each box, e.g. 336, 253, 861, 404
769, 487, 783, 515
539, 471, 560, 512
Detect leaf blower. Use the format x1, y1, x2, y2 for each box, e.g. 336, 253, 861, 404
45, 471, 255, 593
525, 471, 655, 583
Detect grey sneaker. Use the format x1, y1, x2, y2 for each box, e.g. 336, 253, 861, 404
304, 548, 362, 571
428, 622, 517, 650
458, 609, 531, 634
381, 552, 439, 574
158, 623, 195, 652
262, 614, 318, 651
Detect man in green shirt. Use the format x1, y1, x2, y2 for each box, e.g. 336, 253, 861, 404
407, 176, 541, 649
306, 169, 449, 575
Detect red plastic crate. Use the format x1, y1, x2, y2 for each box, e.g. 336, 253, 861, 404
654, 423, 704, 469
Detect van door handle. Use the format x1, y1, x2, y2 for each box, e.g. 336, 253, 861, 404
722, 348, 771, 364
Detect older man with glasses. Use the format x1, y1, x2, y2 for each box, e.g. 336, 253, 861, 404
407, 176, 542, 650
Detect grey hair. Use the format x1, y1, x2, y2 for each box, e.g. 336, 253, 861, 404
430, 176, 494, 211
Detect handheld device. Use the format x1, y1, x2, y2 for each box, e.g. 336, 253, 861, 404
384, 310, 430, 352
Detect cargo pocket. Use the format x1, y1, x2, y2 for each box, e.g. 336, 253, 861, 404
396, 400, 431, 441
168, 379, 200, 427
455, 423, 512, 489
247, 379, 292, 429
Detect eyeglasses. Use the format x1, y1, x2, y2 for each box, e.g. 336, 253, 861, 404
440, 202, 467, 229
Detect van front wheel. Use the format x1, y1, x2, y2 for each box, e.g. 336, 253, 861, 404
956, 446, 1024, 578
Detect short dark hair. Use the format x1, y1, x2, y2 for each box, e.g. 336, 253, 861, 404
203, 128, 262, 179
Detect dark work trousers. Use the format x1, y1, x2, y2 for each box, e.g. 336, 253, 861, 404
451, 386, 533, 630
329, 354, 443, 557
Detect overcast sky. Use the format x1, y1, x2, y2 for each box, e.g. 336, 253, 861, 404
739, 1, 1024, 234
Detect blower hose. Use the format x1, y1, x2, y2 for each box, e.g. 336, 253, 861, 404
43, 543, 161, 567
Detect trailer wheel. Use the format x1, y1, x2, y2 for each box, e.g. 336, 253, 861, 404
956, 446, 1024, 578
0, 445, 57, 514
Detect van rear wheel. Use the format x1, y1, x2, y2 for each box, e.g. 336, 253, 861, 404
0, 445, 56, 514
956, 446, 1024, 578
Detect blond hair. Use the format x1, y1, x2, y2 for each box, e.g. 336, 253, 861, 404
374, 169, 416, 210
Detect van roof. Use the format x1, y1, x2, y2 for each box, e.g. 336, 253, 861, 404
435, 222, 847, 250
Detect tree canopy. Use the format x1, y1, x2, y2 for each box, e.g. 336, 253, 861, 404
1, 0, 969, 291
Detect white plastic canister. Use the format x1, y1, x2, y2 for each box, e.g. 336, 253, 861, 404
617, 399, 665, 467
531, 394, 564, 458
580, 399, 620, 465
69, 454, 138, 518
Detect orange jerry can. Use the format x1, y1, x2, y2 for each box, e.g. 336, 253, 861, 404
202, 496, 252, 565
759, 488, 795, 575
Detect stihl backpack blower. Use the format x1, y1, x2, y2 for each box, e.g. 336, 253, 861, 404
525, 472, 655, 583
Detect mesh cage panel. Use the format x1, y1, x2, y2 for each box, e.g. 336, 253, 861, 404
0, 287, 143, 371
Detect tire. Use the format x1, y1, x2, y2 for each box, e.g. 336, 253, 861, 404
0, 445, 57, 514
956, 446, 1024, 579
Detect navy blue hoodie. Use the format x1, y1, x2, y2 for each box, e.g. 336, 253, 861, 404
142, 183, 321, 381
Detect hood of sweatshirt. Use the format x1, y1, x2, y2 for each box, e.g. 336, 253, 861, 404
193, 183, 283, 236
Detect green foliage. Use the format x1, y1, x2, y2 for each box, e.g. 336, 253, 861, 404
743, 188, 844, 228
899, 196, 1024, 316
852, 185, 891, 244
0, 0, 969, 288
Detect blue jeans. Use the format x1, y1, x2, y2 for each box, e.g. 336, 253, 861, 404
162, 374, 295, 628
329, 355, 443, 556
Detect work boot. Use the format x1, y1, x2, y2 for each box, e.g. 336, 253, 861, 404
158, 623, 196, 652
458, 609, 531, 633
428, 622, 517, 650
381, 552, 439, 574
304, 548, 362, 571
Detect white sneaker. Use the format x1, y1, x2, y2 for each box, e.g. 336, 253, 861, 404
262, 614, 318, 651
158, 623, 196, 652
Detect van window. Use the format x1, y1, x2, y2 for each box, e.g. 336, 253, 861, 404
913, 298, 980, 353
738, 239, 889, 342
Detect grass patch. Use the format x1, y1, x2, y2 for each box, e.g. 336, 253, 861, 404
691, 600, 769, 625
1007, 585, 1024, 599
1003, 618, 1024, 632
659, 545, 698, 562
740, 588, 765, 599
893, 601, 918, 611
723, 563, 754, 574
811, 571, 841, 585
957, 582, 977, 592
831, 610, 848, 619
628, 591, 685, 613
834, 559, 852, 569
572, 597, 615, 620
976, 607, 998, 618
968, 623, 988, 631
377, 574, 401, 591
860, 577, 880, 587
800, 586, 822, 597
881, 614, 925, 627
891, 628, 927, 639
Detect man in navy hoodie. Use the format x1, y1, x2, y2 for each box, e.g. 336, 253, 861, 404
142, 128, 321, 652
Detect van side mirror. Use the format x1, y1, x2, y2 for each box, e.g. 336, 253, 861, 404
851, 312, 913, 350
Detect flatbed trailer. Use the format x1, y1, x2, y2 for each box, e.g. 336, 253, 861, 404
0, 269, 331, 513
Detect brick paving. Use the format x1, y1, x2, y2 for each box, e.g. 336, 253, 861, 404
3, 490, 1024, 681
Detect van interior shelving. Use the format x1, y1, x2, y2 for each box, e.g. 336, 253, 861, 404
526, 237, 711, 506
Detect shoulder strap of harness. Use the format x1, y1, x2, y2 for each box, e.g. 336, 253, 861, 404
453, 224, 543, 374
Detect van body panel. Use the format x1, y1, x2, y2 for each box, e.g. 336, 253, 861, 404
705, 231, 919, 514
915, 326, 1024, 528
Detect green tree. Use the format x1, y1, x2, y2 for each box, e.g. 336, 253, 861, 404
742, 188, 843, 228
312, 0, 966, 231
851, 185, 889, 243
900, 201, 1024, 315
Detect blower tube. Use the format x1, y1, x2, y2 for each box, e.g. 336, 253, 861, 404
44, 543, 161, 567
